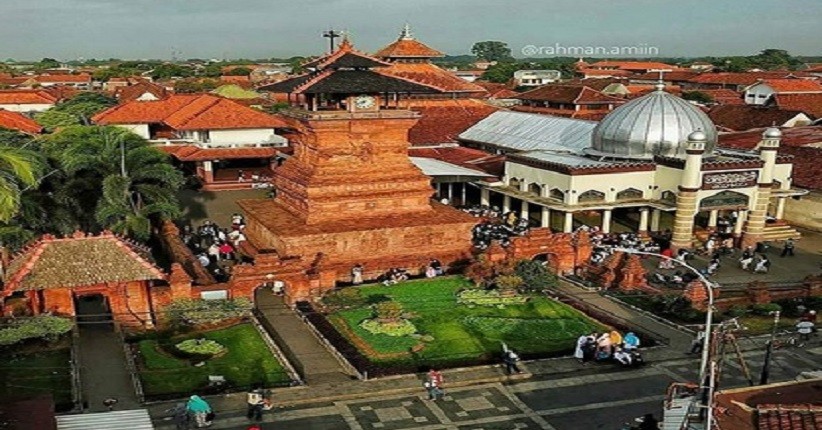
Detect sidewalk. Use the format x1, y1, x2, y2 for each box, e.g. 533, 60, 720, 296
77, 324, 140, 412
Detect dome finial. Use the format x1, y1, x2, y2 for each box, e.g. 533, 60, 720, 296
400, 22, 413, 40
654, 70, 666, 92
763, 127, 782, 139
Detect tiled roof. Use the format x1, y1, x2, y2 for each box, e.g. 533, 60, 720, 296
34, 74, 92, 83
93, 94, 286, 130
509, 105, 613, 121
517, 85, 624, 104
114, 81, 169, 103
0, 109, 43, 134
302, 39, 391, 70
374, 38, 444, 58
402, 99, 498, 145
774, 93, 822, 118
3, 231, 165, 291
719, 126, 822, 189
687, 72, 818, 86
756, 79, 822, 93
695, 89, 745, 105
378, 62, 488, 93
0, 90, 58, 105
708, 105, 809, 131
408, 145, 505, 177
625, 84, 682, 96
588, 61, 676, 71
579, 69, 633, 77
757, 405, 822, 430
473, 82, 519, 99
630, 71, 702, 81
156, 144, 277, 161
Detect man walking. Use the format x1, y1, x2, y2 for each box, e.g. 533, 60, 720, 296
246, 387, 266, 422
781, 238, 795, 257
424, 369, 444, 401
688, 326, 706, 354
503, 349, 522, 374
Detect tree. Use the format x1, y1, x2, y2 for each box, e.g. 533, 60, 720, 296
494, 274, 524, 297
682, 91, 714, 104
35, 57, 61, 70
0, 128, 35, 147
42, 126, 184, 240
150, 63, 194, 80
514, 259, 557, 292
174, 79, 219, 94
34, 110, 82, 130
0, 145, 42, 223
480, 62, 524, 83
471, 41, 514, 62
34, 92, 117, 129
225, 66, 252, 76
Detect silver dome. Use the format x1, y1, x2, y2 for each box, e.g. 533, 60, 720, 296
688, 130, 707, 142
762, 127, 782, 139
586, 87, 717, 160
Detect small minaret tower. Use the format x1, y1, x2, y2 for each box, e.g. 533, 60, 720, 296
741, 127, 781, 248
671, 130, 707, 251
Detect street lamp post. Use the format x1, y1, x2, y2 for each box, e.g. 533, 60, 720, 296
614, 248, 716, 428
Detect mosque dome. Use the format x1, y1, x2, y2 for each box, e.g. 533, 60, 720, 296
762, 127, 782, 139
586, 85, 717, 160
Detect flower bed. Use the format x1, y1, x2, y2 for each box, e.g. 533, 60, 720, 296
457, 289, 529, 307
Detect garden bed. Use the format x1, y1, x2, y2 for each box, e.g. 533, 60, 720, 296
309, 276, 606, 376
0, 344, 74, 411
133, 323, 291, 400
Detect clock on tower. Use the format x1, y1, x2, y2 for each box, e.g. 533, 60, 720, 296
350, 94, 378, 112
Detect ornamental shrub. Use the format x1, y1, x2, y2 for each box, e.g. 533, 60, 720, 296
515, 260, 557, 292
164, 298, 252, 326
359, 318, 417, 337
175, 338, 225, 356
456, 289, 528, 307
322, 288, 367, 311
373, 301, 404, 323
0, 315, 73, 347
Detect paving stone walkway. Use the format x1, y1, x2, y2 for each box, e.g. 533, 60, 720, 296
76, 323, 140, 412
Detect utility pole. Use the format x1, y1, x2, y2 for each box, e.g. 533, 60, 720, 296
322, 29, 341, 54
759, 310, 780, 385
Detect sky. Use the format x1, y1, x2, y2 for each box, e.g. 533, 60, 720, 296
2, 0, 821, 61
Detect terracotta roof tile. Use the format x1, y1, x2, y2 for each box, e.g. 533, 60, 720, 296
517, 85, 625, 104
93, 94, 286, 130
3, 231, 165, 291
0, 90, 58, 105
756, 79, 822, 93
0, 110, 43, 134
696, 89, 745, 105
378, 62, 488, 94
156, 144, 277, 161
774, 93, 822, 118
687, 72, 818, 86
630, 71, 702, 81
402, 99, 498, 145
579, 69, 633, 77
374, 38, 444, 58
708, 105, 809, 131
757, 405, 822, 430
588, 61, 676, 71
34, 74, 92, 84
408, 145, 505, 177
114, 81, 169, 103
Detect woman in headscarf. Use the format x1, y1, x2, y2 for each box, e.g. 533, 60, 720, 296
574, 334, 588, 363
623, 332, 640, 351
186, 395, 212, 428
608, 330, 623, 354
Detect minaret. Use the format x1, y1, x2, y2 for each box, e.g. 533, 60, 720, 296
741, 127, 781, 248
400, 22, 413, 40
671, 130, 707, 251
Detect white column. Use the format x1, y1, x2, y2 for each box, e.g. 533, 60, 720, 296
521, 201, 529, 223
601, 209, 612, 234
203, 160, 213, 172
650, 209, 661, 232
503, 195, 511, 213
563, 212, 573, 233
541, 206, 551, 228
639, 208, 650, 232
480, 188, 490, 206
733, 210, 746, 236
435, 182, 442, 196
461, 183, 467, 206
775, 197, 786, 220
708, 210, 719, 228
446, 183, 454, 202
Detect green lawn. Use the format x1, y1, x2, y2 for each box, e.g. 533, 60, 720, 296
329, 276, 605, 366
0, 347, 74, 410
136, 323, 289, 397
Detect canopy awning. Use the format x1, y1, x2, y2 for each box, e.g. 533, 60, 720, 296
56, 409, 154, 430
410, 157, 494, 180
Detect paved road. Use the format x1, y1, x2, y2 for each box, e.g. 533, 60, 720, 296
153, 345, 820, 430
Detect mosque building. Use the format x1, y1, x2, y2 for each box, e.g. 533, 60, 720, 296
459, 83, 805, 249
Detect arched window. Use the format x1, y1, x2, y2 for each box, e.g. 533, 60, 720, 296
549, 188, 565, 202
578, 190, 605, 203
528, 183, 543, 196
661, 191, 677, 204
616, 188, 644, 201
509, 177, 522, 190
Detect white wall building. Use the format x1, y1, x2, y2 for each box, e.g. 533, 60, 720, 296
513, 70, 561, 87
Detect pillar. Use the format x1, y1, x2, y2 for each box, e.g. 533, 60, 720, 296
435, 182, 442, 196
639, 208, 650, 233
446, 183, 454, 202
461, 183, 467, 206
503, 195, 511, 213
671, 132, 706, 251
650, 209, 661, 232
775, 197, 786, 220
563, 212, 574, 233
601, 209, 612, 234
480, 188, 490, 206
202, 160, 214, 183
742, 128, 780, 249
708, 210, 719, 228
521, 201, 529, 223
541, 206, 551, 228
733, 210, 746, 236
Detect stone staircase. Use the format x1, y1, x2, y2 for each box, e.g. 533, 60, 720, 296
761, 223, 802, 242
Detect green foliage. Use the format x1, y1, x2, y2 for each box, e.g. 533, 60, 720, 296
359, 318, 417, 337
0, 128, 35, 147
515, 260, 557, 292
727, 305, 749, 318
480, 62, 523, 83
150, 63, 195, 80
0, 316, 72, 346
373, 300, 404, 322
322, 288, 367, 311
465, 255, 515, 288
35, 110, 81, 130
463, 316, 596, 342
0, 348, 73, 409
35, 58, 60, 70
0, 145, 43, 222
618, 294, 707, 323
471, 41, 514, 62
457, 289, 528, 307
174, 79, 220, 94
35, 92, 117, 129
164, 298, 252, 326
175, 338, 225, 356
225, 66, 252, 76
683, 91, 714, 104
751, 303, 782, 316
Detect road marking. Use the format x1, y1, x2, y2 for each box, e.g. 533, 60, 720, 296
495, 382, 558, 430
507, 367, 663, 393
535, 395, 665, 416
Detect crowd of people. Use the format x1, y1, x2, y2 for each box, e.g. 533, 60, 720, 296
574, 330, 643, 366
180, 213, 248, 282
586, 228, 663, 265
471, 215, 530, 250
237, 169, 273, 189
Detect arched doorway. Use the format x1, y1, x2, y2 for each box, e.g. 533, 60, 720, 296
74, 293, 111, 323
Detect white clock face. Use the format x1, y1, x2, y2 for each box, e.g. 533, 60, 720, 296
354, 95, 376, 109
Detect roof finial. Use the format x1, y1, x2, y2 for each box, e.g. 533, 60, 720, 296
400, 22, 414, 40
338, 30, 353, 51
654, 70, 667, 92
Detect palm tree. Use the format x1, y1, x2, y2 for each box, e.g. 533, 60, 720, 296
0, 145, 42, 223
44, 126, 184, 240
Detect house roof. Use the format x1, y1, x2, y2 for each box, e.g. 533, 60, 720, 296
408, 145, 505, 177
516, 85, 624, 104
0, 109, 44, 134
0, 90, 58, 105
459, 110, 597, 153
3, 231, 165, 291
156, 144, 278, 161
378, 62, 488, 93
410, 156, 493, 178
302, 39, 391, 70
757, 405, 822, 430
374, 38, 444, 59
263, 69, 441, 94
579, 69, 633, 78
403, 99, 498, 145
694, 89, 745, 105
687, 72, 818, 87
773, 93, 822, 118
34, 74, 92, 84
93, 94, 286, 130
114, 81, 169, 103
630, 71, 702, 82
473, 82, 519, 99
754, 79, 822, 93
713, 379, 822, 430
588, 61, 676, 71
708, 105, 809, 131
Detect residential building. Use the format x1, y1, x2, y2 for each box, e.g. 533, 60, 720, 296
513, 84, 625, 120
512, 70, 561, 87
772, 92, 822, 119
708, 105, 813, 131
712, 379, 822, 430
743, 78, 822, 105
0, 90, 57, 112
0, 109, 44, 134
